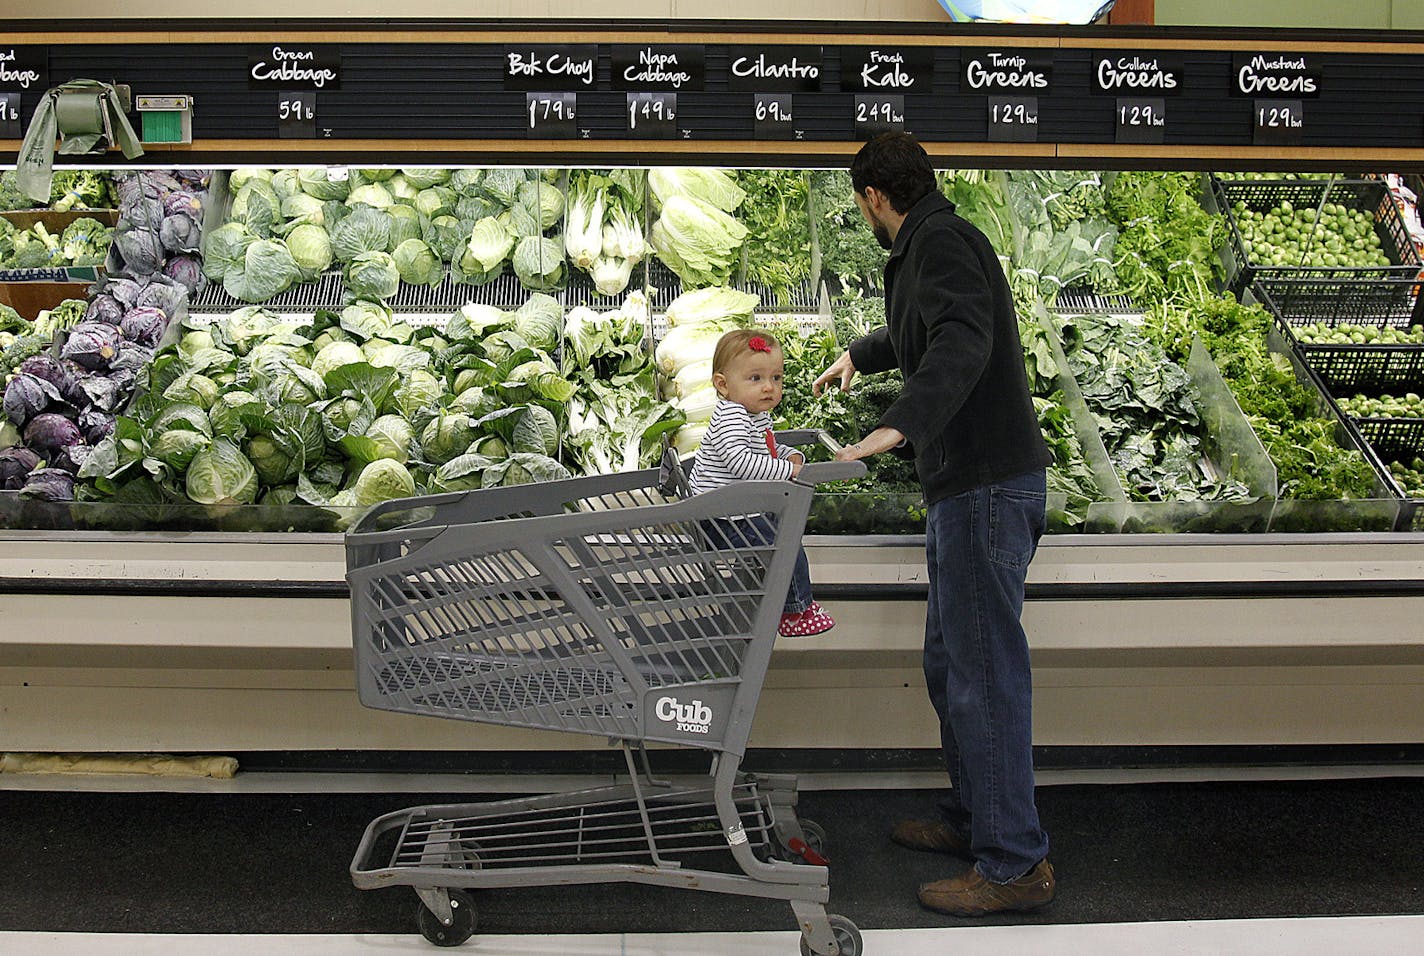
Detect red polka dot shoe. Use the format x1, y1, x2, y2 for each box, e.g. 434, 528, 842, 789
778, 602, 835, 638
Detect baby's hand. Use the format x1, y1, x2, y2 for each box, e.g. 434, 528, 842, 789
788, 451, 806, 464
790, 459, 804, 479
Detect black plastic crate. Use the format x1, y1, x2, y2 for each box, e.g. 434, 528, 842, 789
1252, 276, 1423, 328
1348, 417, 1424, 531
1208, 177, 1422, 295
1253, 279, 1424, 395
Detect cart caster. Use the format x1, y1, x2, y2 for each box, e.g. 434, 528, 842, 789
416, 890, 477, 947
798, 819, 827, 856
799, 914, 862, 956
776, 818, 828, 864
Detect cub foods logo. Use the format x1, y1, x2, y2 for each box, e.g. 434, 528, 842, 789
656, 696, 712, 734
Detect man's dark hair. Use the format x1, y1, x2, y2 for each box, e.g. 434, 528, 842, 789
850, 132, 937, 213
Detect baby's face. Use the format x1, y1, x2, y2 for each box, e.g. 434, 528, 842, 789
717, 348, 785, 415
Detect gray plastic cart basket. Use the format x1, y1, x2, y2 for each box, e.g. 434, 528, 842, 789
347, 431, 866, 954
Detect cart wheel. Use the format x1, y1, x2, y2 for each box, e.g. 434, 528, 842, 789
416, 890, 477, 947
799, 914, 862, 956
799, 819, 827, 856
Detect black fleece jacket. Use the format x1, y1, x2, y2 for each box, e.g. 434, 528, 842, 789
848, 191, 1051, 503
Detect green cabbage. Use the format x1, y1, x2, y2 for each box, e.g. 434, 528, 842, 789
352, 458, 416, 506
298, 169, 350, 201
186, 439, 259, 505
392, 239, 442, 288
512, 236, 565, 292
329, 204, 392, 262
344, 251, 401, 301
420, 412, 479, 465
387, 205, 424, 247
285, 223, 333, 278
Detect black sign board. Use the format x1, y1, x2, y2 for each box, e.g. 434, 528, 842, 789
0, 93, 19, 139
1232, 54, 1320, 98
526, 92, 577, 139
0, 47, 46, 92
1253, 99, 1305, 145
277, 91, 317, 138
753, 93, 797, 140
249, 45, 341, 90
854, 94, 905, 139
727, 46, 823, 93
1116, 97, 1167, 144
841, 47, 933, 94
504, 45, 597, 91
612, 45, 705, 91
627, 92, 678, 139
987, 96, 1040, 142
963, 51, 1052, 94
1093, 53, 1183, 96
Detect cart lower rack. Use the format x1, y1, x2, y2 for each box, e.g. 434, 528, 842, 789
345, 433, 865, 954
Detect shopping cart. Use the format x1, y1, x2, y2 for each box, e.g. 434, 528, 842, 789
346, 430, 867, 954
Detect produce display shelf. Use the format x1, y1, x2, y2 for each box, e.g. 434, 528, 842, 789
562, 266, 648, 310
646, 259, 819, 315
187, 269, 538, 314
1207, 177, 1422, 296
1263, 323, 1406, 533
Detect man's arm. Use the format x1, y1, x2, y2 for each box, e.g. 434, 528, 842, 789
847, 325, 897, 376
875, 233, 996, 450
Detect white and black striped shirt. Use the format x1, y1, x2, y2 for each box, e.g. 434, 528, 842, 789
688, 398, 800, 496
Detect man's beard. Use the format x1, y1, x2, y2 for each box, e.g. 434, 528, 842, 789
872, 222, 892, 250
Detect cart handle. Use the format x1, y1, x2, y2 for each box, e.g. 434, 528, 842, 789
775, 429, 868, 486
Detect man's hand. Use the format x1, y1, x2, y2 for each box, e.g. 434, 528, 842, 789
836, 426, 906, 461
813, 350, 858, 396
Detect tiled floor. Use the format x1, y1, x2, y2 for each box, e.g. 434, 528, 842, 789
3, 916, 1422, 955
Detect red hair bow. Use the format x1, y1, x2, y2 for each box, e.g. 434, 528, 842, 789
748, 336, 772, 353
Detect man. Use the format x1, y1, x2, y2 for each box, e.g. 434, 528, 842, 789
812, 132, 1056, 916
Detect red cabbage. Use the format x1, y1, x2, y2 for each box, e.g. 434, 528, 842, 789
0, 447, 42, 490
84, 294, 125, 325
23, 413, 85, 456
17, 355, 69, 390
52, 443, 93, 475
79, 408, 115, 443
61, 322, 124, 371
163, 254, 205, 291
4, 374, 62, 427
120, 306, 168, 348
19, 467, 76, 501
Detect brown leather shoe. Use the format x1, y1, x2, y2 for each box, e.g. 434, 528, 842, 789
918, 859, 1056, 916
889, 819, 974, 859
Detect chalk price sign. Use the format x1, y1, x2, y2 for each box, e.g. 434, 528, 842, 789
987, 96, 1039, 143
854, 95, 905, 139
526, 92, 576, 139
1116, 97, 1166, 144
0, 93, 19, 139
277, 92, 317, 138
1253, 99, 1304, 145
627, 92, 677, 139
753, 93, 797, 140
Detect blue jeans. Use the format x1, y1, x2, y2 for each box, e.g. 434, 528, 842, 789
925, 469, 1049, 883
703, 515, 814, 615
